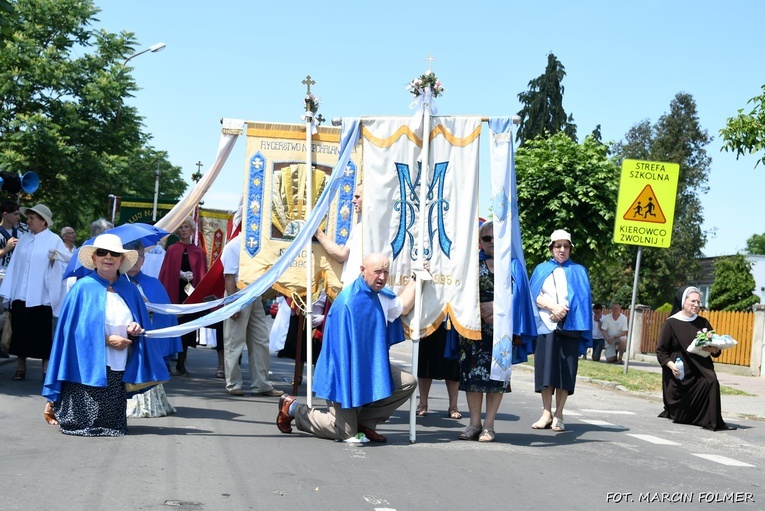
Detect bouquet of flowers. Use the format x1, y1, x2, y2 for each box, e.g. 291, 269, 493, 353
687, 327, 738, 358
694, 327, 715, 347
407, 71, 445, 98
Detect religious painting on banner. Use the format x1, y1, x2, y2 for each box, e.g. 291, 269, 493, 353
237, 122, 362, 299
197, 208, 233, 269
360, 116, 481, 340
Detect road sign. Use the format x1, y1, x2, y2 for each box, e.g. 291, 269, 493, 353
613, 159, 679, 248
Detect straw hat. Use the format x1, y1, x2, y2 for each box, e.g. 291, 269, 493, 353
78, 234, 138, 274
548, 229, 574, 248
19, 204, 54, 227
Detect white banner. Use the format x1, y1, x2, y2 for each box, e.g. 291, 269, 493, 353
361, 116, 481, 339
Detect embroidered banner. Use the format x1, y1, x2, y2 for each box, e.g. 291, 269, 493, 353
238, 122, 361, 299
360, 116, 481, 339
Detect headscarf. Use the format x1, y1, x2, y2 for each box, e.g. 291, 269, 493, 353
669, 285, 700, 322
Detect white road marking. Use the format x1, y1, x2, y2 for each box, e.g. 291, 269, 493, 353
579, 409, 636, 415
627, 434, 681, 445
579, 419, 621, 428
691, 454, 755, 467
563, 410, 582, 416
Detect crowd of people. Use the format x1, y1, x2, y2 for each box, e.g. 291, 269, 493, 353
1, 193, 736, 439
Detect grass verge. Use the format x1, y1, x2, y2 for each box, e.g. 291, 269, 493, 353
523, 357, 751, 395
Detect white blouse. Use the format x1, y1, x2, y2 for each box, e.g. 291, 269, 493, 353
104, 290, 134, 371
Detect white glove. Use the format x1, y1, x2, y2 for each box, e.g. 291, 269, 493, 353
311, 314, 325, 328
180, 270, 194, 282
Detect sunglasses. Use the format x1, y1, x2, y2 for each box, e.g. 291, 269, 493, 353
95, 248, 123, 258
480, 235, 493, 242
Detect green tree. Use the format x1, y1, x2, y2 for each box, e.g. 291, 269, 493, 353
611, 93, 712, 307
0, 0, 14, 41
515, 132, 619, 276
0, 0, 186, 238
720, 85, 765, 167
708, 254, 760, 311
516, 53, 577, 144
745, 233, 765, 255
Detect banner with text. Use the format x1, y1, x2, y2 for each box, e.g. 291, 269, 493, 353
238, 122, 362, 298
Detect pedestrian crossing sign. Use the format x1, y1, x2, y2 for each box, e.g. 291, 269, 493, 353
613, 159, 679, 248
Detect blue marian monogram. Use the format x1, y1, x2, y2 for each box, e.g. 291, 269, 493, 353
391, 160, 452, 261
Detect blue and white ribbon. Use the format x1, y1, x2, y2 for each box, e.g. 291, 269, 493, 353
144, 119, 361, 338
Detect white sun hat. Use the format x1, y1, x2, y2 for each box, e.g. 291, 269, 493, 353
78, 233, 138, 274
548, 229, 574, 248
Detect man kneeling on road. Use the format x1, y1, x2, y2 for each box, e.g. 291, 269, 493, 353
277, 253, 418, 443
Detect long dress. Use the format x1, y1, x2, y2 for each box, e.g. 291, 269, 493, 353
459, 260, 504, 394
158, 241, 207, 349
656, 315, 728, 431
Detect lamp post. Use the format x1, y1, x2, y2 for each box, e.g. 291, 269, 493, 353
152, 161, 161, 221
123, 42, 166, 67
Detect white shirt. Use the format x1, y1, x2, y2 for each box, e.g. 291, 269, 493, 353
104, 291, 133, 371
221, 235, 241, 282
378, 290, 403, 323
536, 267, 568, 333
601, 313, 628, 341
592, 313, 605, 339
340, 224, 361, 287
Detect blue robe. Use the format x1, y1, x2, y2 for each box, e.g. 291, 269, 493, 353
43, 273, 170, 403
511, 258, 538, 364
127, 272, 182, 357
529, 258, 593, 350
312, 276, 404, 409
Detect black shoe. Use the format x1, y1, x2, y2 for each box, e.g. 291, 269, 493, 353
176, 364, 189, 377
0, 349, 9, 358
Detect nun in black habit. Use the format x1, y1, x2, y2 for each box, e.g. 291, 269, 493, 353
655, 286, 736, 431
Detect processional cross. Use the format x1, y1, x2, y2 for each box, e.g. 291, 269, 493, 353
302, 75, 315, 95
425, 53, 436, 72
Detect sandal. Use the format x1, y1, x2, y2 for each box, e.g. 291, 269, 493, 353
215, 367, 224, 379
447, 407, 462, 420
478, 428, 495, 442
458, 425, 482, 441
416, 404, 428, 416
552, 417, 565, 432
531, 416, 553, 429
12, 370, 25, 381
44, 401, 58, 426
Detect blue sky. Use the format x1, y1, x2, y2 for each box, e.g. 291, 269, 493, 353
92, 0, 764, 257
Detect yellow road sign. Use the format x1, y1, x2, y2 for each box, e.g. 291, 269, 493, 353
613, 159, 679, 248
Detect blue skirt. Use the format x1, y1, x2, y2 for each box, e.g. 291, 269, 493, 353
534, 331, 580, 394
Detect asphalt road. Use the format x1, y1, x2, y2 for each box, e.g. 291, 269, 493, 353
1, 342, 762, 511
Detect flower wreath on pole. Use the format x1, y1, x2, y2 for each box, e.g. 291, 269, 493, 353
407, 70, 444, 130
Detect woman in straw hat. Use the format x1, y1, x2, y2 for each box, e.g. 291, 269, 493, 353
43, 234, 170, 436
0, 204, 68, 383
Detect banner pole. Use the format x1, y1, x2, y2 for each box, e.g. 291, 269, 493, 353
303, 76, 316, 407
409, 94, 432, 444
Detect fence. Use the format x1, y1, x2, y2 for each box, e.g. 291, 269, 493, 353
639, 309, 753, 367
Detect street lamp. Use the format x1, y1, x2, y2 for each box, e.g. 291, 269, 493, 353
123, 42, 166, 67
152, 161, 161, 221
116, 43, 166, 128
